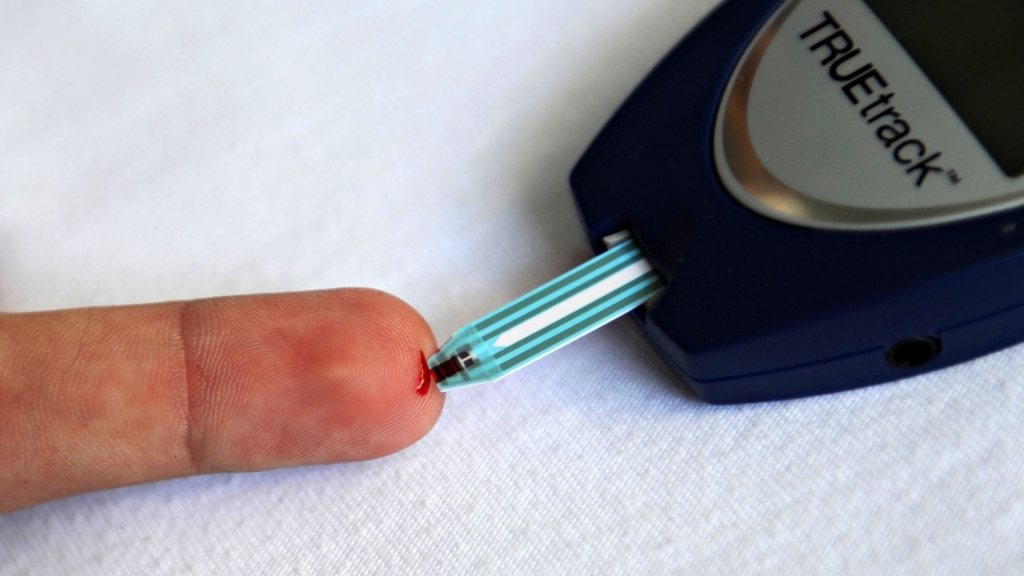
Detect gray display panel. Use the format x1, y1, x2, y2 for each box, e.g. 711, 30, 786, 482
713, 0, 1024, 231
862, 0, 1024, 177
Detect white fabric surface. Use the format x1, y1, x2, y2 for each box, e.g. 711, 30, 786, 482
2, 1, 1023, 573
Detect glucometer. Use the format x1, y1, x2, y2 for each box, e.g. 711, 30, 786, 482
570, 0, 1024, 403
429, 0, 1024, 402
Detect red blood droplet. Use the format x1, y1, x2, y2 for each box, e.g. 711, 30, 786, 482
416, 351, 434, 396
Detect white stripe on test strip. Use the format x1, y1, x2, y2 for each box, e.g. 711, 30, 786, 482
492, 258, 654, 347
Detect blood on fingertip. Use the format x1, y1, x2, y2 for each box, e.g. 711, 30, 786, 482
416, 351, 434, 396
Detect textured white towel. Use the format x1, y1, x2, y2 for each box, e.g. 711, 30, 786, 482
2, 1, 1023, 574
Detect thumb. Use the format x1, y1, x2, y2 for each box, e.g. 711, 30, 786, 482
0, 288, 444, 514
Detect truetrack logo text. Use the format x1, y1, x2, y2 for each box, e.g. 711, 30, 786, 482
799, 11, 950, 188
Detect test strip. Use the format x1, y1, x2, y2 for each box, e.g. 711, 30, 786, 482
428, 236, 665, 390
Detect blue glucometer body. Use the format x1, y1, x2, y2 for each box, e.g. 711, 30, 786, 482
570, 0, 1024, 403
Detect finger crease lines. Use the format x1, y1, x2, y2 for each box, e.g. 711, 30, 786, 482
177, 301, 204, 474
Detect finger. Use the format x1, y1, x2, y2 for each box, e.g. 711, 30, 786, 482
0, 288, 444, 513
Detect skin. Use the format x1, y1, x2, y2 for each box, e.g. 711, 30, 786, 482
0, 288, 444, 514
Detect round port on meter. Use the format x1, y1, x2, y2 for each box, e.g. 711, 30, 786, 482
887, 337, 941, 369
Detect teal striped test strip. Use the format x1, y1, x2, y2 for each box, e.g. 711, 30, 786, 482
428, 235, 666, 390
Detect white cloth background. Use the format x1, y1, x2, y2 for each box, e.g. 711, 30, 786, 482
2, 1, 1023, 573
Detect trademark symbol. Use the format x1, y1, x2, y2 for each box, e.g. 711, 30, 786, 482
947, 169, 962, 184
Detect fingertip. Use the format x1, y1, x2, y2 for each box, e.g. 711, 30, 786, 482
313, 288, 448, 461
186, 289, 444, 471
341, 289, 446, 458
